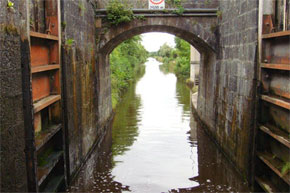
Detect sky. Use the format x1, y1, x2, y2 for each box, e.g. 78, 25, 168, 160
141, 32, 175, 52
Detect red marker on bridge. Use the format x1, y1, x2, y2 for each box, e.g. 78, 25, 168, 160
149, 0, 165, 5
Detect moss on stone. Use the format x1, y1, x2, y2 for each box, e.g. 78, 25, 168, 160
1, 24, 19, 35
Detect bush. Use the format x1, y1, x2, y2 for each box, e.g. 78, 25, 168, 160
155, 37, 191, 80
110, 36, 148, 108
106, 0, 134, 26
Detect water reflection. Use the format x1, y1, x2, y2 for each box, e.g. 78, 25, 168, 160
111, 84, 142, 158
175, 80, 191, 120
67, 58, 250, 193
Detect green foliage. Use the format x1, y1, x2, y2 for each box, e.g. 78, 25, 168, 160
174, 37, 190, 78
281, 162, 290, 176
149, 51, 158, 57
175, 37, 190, 57
65, 39, 74, 46
162, 9, 169, 13
186, 78, 198, 93
7, 0, 14, 9
186, 78, 194, 89
170, 0, 184, 15
111, 84, 141, 158
30, 19, 34, 26
217, 10, 222, 19
3, 24, 18, 35
78, 0, 86, 16
173, 6, 184, 15
156, 37, 191, 80
174, 56, 190, 78
170, 0, 182, 6
158, 43, 172, 58
37, 147, 53, 167
110, 35, 148, 108
155, 44, 176, 74
192, 86, 198, 93
135, 15, 145, 21
106, 0, 134, 26
204, 0, 211, 6
61, 21, 67, 30
176, 80, 191, 113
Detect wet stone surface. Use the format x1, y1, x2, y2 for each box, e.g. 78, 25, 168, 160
67, 58, 250, 193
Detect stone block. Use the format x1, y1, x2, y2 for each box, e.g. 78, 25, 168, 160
0, 69, 23, 97
229, 76, 238, 92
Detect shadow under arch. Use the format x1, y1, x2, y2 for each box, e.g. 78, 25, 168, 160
99, 24, 216, 55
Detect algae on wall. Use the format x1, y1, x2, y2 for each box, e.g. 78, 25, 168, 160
1, 0, 31, 191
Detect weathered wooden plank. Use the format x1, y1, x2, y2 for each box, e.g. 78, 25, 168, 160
262, 30, 290, 39
37, 151, 63, 186
31, 64, 60, 73
33, 95, 61, 113
255, 176, 280, 193
261, 63, 290, 70
35, 124, 62, 151
34, 112, 42, 133
30, 31, 59, 41
41, 175, 64, 192
260, 125, 290, 148
257, 152, 290, 185
261, 95, 290, 110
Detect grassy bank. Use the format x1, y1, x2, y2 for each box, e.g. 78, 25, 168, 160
151, 37, 190, 80
110, 35, 148, 109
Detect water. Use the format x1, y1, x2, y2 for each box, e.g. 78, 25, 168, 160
67, 58, 250, 193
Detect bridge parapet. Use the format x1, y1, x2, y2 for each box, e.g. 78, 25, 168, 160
96, 0, 219, 9
96, 10, 218, 54
95, 8, 218, 17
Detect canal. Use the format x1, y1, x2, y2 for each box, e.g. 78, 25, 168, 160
67, 58, 250, 193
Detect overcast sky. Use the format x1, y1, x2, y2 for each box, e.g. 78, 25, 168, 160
141, 32, 175, 52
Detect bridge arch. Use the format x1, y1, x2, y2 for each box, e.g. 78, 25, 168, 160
96, 16, 218, 126
98, 17, 217, 55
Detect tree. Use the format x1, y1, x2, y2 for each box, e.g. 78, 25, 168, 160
158, 43, 173, 58
155, 37, 191, 79
110, 35, 149, 108
174, 37, 190, 78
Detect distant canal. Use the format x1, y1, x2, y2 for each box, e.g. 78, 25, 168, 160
67, 58, 250, 193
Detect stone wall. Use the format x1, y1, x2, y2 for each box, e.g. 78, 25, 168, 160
198, 50, 217, 129
197, 0, 258, 180
61, 0, 107, 179
190, 46, 200, 83
0, 0, 30, 192
96, 54, 113, 127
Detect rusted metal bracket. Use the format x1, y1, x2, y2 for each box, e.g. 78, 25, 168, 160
262, 15, 274, 34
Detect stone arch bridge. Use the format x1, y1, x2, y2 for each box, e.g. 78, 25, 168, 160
96, 8, 219, 130
1, 0, 263, 192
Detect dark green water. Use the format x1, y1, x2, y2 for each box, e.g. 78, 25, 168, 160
67, 58, 250, 193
